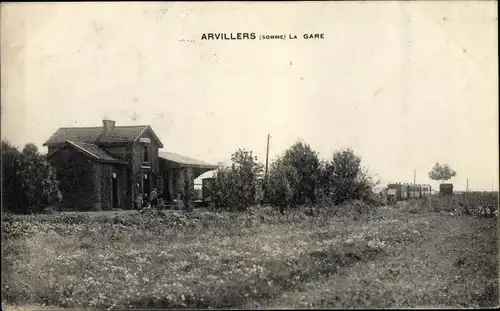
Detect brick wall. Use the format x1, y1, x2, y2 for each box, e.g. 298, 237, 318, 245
131, 129, 161, 199
97, 163, 130, 210
49, 146, 131, 211
49, 147, 98, 211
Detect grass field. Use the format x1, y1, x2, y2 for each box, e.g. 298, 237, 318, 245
2, 199, 498, 309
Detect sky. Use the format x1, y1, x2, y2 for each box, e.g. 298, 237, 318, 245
1, 1, 498, 191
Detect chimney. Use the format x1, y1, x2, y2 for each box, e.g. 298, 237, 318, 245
102, 119, 116, 135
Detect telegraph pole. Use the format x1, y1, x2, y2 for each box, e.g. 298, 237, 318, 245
263, 134, 270, 205
466, 178, 469, 193
265, 134, 270, 179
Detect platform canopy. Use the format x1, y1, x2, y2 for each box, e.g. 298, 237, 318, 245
159, 151, 218, 178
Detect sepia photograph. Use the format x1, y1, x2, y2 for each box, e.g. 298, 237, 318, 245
1, 1, 498, 309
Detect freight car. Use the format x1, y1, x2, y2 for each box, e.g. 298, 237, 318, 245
439, 183, 454, 196
200, 177, 214, 206
387, 182, 432, 201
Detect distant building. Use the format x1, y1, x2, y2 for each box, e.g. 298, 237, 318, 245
387, 182, 432, 201
439, 183, 454, 196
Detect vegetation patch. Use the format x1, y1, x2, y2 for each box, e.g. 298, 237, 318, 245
2, 201, 497, 309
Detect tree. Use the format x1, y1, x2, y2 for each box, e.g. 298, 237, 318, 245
1, 141, 62, 213
265, 156, 296, 213
210, 149, 264, 211
210, 167, 232, 208
281, 140, 321, 206
428, 162, 456, 184
1, 140, 22, 211
322, 148, 376, 205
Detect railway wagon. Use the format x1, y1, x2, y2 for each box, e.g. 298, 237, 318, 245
439, 183, 454, 196
387, 183, 432, 201
201, 177, 214, 205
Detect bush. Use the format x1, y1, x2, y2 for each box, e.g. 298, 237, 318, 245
205, 141, 379, 213
315, 187, 336, 207
460, 192, 498, 218
264, 140, 321, 208
335, 200, 372, 219
321, 148, 376, 205
1, 140, 62, 214
425, 192, 498, 218
2, 140, 21, 210
210, 149, 264, 211
280, 140, 322, 206
210, 167, 233, 208
265, 157, 295, 208
364, 192, 387, 207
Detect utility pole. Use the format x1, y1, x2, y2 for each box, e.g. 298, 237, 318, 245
466, 178, 469, 193
265, 134, 270, 180
263, 134, 270, 205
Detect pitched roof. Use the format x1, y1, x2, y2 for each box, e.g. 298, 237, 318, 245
43, 125, 163, 147
159, 151, 218, 169
47, 140, 127, 164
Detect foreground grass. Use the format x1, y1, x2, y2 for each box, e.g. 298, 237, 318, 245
2, 203, 498, 309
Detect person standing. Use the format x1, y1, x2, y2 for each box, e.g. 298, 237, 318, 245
143, 193, 149, 209
135, 193, 143, 211
157, 190, 164, 209
150, 188, 158, 209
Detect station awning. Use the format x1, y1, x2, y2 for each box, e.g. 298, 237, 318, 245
159, 151, 218, 178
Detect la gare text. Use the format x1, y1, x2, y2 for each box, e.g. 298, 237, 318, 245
200, 33, 324, 41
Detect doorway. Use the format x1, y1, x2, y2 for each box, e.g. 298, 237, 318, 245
111, 172, 118, 209
143, 173, 151, 195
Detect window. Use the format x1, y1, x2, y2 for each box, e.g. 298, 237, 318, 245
143, 145, 149, 162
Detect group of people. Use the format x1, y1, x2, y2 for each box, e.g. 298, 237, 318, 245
135, 188, 161, 210
135, 189, 189, 211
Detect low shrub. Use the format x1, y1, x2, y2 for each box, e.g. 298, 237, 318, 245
2, 200, 498, 309
210, 149, 264, 211
424, 192, 498, 218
